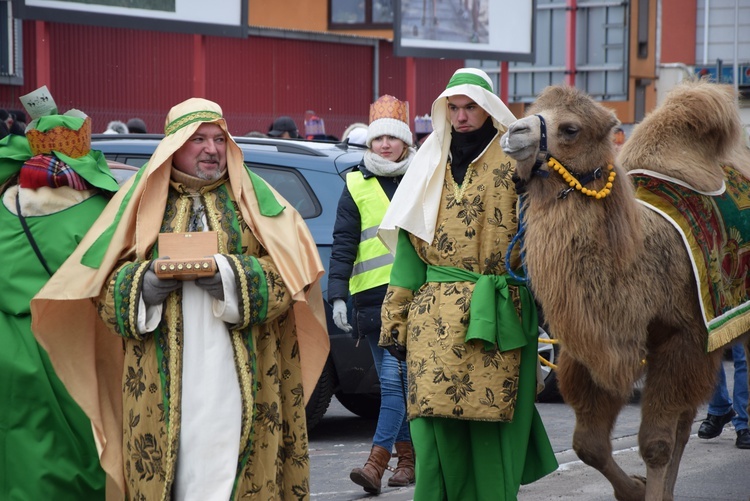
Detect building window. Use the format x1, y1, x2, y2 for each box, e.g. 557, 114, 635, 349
329, 0, 394, 29
0, 0, 22, 85
479, 1, 628, 104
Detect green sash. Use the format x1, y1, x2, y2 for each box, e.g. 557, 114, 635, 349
426, 265, 533, 352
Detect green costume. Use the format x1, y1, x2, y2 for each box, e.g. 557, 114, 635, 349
0, 110, 117, 499
0, 194, 108, 499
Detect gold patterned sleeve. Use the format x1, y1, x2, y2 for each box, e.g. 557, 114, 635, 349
95, 260, 151, 340
378, 229, 426, 348
379, 285, 415, 347
96, 268, 119, 333
255, 256, 292, 324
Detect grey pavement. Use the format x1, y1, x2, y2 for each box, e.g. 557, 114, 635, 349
518, 420, 750, 501
310, 361, 750, 500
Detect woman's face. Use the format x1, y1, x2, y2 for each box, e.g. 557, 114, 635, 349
371, 135, 407, 162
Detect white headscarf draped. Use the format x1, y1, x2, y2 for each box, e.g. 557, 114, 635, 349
378, 68, 517, 250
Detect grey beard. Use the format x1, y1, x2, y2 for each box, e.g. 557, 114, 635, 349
196, 168, 226, 181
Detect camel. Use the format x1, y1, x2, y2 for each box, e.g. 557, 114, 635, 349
500, 80, 750, 501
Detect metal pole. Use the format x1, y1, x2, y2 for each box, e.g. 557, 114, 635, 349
406, 57, 417, 119
500, 61, 509, 103
734, 0, 739, 94
373, 41, 380, 103
703, 0, 710, 65
565, 0, 577, 86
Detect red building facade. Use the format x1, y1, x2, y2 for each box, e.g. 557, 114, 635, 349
0, 20, 461, 138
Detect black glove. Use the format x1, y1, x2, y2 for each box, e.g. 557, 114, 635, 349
142, 260, 182, 306
385, 330, 407, 362
512, 172, 527, 194
386, 342, 407, 362
196, 271, 224, 301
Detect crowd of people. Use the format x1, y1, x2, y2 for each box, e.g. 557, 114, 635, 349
101, 117, 149, 134
1, 68, 747, 501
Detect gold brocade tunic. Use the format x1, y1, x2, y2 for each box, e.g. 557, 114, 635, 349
381, 139, 523, 422
97, 173, 308, 500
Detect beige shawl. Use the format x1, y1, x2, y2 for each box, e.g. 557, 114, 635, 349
378, 68, 517, 250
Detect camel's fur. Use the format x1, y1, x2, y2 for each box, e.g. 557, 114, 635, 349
500, 80, 750, 501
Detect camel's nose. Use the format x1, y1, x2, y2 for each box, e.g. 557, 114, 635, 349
508, 121, 530, 136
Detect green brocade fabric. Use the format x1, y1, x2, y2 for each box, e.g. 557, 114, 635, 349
426, 265, 528, 352
0, 194, 107, 499
631, 165, 750, 351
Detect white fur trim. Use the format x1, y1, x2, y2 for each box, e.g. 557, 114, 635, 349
366, 117, 413, 147
3, 184, 97, 216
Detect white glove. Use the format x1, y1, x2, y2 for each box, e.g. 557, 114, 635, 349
332, 299, 352, 333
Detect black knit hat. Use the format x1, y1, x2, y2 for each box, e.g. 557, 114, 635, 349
268, 116, 299, 138
127, 117, 148, 133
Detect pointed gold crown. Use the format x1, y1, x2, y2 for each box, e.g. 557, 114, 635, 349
369, 95, 409, 125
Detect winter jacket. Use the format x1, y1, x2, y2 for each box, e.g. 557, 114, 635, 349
328, 160, 402, 311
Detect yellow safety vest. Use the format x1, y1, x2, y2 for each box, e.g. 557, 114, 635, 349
346, 171, 394, 294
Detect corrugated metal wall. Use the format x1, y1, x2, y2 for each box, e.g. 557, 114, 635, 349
50, 23, 194, 133
207, 35, 375, 137
0, 21, 461, 138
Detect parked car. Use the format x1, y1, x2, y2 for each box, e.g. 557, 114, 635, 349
99, 133, 563, 428
97, 133, 380, 430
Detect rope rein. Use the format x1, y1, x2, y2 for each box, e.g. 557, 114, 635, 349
505, 193, 528, 284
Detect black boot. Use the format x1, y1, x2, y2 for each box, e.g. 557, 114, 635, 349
697, 409, 735, 439
736, 429, 750, 449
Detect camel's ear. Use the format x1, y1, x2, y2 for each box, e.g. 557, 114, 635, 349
608, 110, 620, 133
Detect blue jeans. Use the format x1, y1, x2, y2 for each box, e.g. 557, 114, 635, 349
371, 349, 411, 450
707, 343, 748, 431
358, 304, 410, 450
365, 332, 384, 379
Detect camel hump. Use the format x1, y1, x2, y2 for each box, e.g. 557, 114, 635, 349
619, 79, 750, 193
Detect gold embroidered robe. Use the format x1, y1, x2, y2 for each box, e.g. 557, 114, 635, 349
381, 140, 524, 422
97, 178, 309, 500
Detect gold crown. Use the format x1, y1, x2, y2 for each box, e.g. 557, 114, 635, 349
369, 95, 409, 125
26, 117, 92, 158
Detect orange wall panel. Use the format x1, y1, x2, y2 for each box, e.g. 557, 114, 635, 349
660, 0, 697, 65
249, 0, 328, 32
629, 0, 658, 79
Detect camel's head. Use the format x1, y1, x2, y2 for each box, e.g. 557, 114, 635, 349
501, 85, 619, 195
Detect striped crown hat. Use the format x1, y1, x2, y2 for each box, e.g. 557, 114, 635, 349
366, 95, 413, 147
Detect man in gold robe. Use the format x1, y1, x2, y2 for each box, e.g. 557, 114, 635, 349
378, 68, 558, 500
31, 98, 329, 500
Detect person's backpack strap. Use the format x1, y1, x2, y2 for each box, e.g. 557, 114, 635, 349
16, 191, 53, 276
